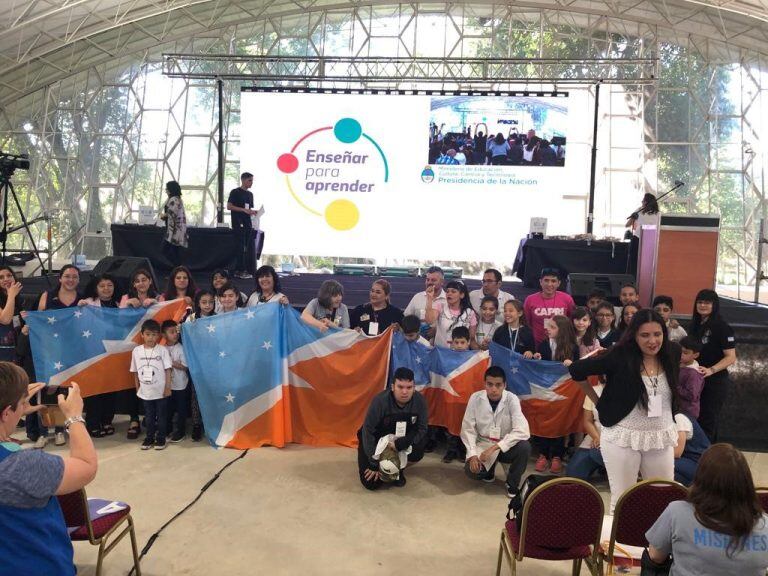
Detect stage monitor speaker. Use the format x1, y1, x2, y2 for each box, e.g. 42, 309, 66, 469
92, 256, 158, 299
568, 272, 635, 305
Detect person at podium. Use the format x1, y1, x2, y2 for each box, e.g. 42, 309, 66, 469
626, 193, 660, 276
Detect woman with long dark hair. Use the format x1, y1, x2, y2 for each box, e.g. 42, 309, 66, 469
159, 180, 188, 266
0, 266, 22, 362
426, 279, 477, 348
160, 265, 197, 306
689, 289, 737, 442
646, 443, 767, 573
569, 309, 680, 512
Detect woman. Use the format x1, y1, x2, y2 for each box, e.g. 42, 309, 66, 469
119, 268, 158, 439
569, 309, 680, 512
78, 274, 119, 437
350, 279, 403, 336
246, 265, 289, 307
646, 443, 768, 574
35, 265, 82, 447
689, 289, 737, 442
160, 265, 197, 306
426, 279, 477, 348
488, 133, 510, 165
159, 180, 188, 266
301, 280, 349, 331
627, 192, 660, 238
211, 269, 246, 311
0, 266, 22, 362
491, 300, 535, 357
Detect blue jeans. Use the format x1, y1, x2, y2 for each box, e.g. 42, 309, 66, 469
143, 398, 169, 443
168, 388, 189, 436
566, 447, 605, 480
674, 457, 698, 487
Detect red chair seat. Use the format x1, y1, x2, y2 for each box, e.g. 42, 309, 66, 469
505, 520, 592, 561
69, 506, 131, 540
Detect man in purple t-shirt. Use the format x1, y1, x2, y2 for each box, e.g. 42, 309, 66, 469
523, 268, 576, 345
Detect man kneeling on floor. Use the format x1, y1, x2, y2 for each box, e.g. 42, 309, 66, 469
460, 365, 532, 498
357, 367, 428, 490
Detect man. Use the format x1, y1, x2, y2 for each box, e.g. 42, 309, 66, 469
614, 283, 639, 327
461, 366, 531, 497
0, 367, 98, 576
469, 268, 514, 323
357, 367, 428, 490
404, 266, 448, 335
227, 172, 258, 279
435, 148, 460, 165
523, 268, 576, 346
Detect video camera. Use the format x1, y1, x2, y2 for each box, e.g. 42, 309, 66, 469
0, 151, 30, 174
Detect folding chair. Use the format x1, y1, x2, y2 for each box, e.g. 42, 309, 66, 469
496, 477, 604, 576
756, 487, 768, 514
602, 478, 688, 575
57, 489, 141, 576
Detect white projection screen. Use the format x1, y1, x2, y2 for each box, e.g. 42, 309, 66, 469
240, 90, 593, 263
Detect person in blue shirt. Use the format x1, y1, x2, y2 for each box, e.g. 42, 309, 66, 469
0, 364, 98, 576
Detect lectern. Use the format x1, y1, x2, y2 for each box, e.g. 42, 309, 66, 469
636, 214, 720, 316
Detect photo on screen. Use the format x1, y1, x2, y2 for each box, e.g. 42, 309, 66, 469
427, 95, 567, 167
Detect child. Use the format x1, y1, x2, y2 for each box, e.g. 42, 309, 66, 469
593, 301, 620, 348
218, 282, 242, 314
532, 315, 578, 474
491, 300, 535, 357
186, 289, 216, 323
678, 336, 705, 419
572, 306, 602, 358
614, 283, 639, 327
162, 320, 189, 442
474, 296, 502, 350
130, 319, 172, 450
429, 280, 477, 348
400, 314, 431, 347
301, 279, 350, 330
586, 288, 607, 311
443, 326, 471, 463
617, 303, 640, 334
652, 295, 687, 342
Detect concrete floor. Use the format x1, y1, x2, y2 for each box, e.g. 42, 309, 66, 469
13, 420, 768, 576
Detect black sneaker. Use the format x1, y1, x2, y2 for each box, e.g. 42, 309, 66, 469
506, 485, 518, 499
155, 439, 167, 450
393, 470, 407, 487
424, 438, 437, 453
191, 426, 202, 442
170, 432, 186, 443
442, 450, 457, 464
141, 437, 154, 450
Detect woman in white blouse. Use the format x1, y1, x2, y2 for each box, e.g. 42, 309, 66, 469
246, 265, 289, 307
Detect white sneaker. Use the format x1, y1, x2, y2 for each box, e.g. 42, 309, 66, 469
54, 432, 66, 446
34, 436, 48, 449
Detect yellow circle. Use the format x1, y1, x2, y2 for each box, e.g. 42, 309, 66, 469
324, 199, 360, 231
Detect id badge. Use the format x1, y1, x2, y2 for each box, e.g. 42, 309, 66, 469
139, 366, 154, 383
418, 308, 426, 320
489, 425, 502, 442
367, 322, 379, 336
647, 394, 662, 418
395, 421, 407, 438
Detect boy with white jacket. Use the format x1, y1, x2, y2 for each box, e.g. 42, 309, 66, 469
460, 365, 532, 497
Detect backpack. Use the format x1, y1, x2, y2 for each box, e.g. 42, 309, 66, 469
506, 473, 559, 531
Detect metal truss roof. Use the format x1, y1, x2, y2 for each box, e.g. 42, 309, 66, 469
1, 0, 768, 107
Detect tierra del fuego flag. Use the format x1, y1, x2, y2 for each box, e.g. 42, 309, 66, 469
26, 300, 188, 398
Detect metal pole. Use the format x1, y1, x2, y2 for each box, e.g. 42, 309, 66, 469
587, 80, 602, 235
217, 78, 225, 224
755, 218, 766, 304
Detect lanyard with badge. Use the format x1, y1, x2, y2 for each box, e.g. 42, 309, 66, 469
642, 361, 662, 418
368, 306, 380, 336
139, 346, 157, 384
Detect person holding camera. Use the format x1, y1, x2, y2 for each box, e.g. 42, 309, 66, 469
0, 364, 98, 576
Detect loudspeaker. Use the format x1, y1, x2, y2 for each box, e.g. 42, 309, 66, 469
92, 256, 158, 299
567, 273, 635, 305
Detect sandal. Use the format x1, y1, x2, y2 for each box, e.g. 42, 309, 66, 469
127, 422, 140, 440
103, 425, 115, 436
89, 429, 105, 438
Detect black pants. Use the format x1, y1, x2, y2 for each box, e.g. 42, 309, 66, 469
167, 387, 189, 436
357, 428, 426, 491
534, 435, 566, 459
464, 440, 532, 491
144, 398, 169, 443
84, 392, 116, 432
162, 241, 184, 268
233, 225, 255, 274
698, 374, 729, 442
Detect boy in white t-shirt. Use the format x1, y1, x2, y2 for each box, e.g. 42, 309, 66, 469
130, 319, 172, 451
162, 320, 189, 443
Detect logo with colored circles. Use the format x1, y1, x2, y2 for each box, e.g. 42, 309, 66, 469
276, 118, 389, 231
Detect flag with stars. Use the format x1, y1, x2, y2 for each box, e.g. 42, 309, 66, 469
182, 304, 393, 449
391, 332, 490, 435
489, 342, 589, 437
25, 300, 189, 397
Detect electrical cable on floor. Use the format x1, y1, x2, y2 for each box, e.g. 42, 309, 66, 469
127, 449, 250, 576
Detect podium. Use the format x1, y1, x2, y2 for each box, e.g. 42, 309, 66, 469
637, 214, 720, 316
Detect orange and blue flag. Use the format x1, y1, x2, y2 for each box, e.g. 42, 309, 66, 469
25, 300, 188, 397
182, 304, 393, 449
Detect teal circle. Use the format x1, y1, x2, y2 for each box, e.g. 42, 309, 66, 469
334, 118, 362, 143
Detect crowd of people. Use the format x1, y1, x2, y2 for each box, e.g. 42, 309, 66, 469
428, 128, 566, 167
0, 259, 764, 575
